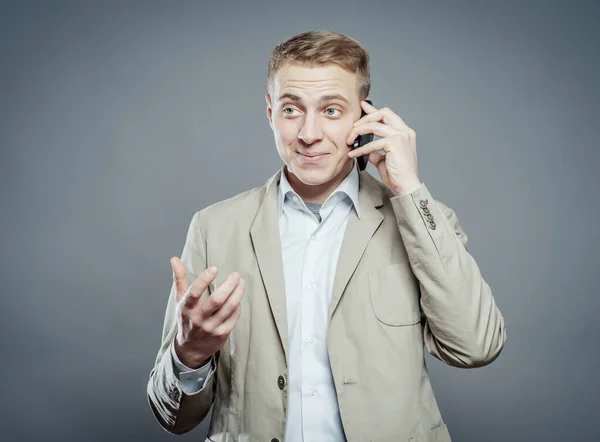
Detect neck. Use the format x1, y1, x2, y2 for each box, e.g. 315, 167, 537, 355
284, 161, 354, 205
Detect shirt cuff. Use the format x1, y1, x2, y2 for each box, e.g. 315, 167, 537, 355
170, 339, 214, 395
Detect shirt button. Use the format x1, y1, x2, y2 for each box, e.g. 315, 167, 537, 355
308, 337, 315, 344
307, 283, 315, 290
309, 388, 317, 396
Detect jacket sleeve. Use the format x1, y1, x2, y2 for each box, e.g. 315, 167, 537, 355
390, 183, 507, 368
170, 341, 215, 394
146, 211, 218, 434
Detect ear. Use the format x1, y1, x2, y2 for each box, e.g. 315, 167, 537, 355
265, 93, 274, 130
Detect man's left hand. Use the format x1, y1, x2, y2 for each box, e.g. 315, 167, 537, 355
346, 100, 421, 196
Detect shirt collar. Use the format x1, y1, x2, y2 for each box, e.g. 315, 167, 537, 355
277, 160, 361, 219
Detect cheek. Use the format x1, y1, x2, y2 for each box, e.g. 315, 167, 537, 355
328, 124, 353, 148
273, 119, 298, 145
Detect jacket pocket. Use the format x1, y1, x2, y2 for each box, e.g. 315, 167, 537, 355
368, 263, 421, 327
409, 423, 451, 442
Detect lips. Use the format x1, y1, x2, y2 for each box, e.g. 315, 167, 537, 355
297, 151, 330, 164
298, 152, 328, 157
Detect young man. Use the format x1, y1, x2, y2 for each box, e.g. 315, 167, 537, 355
147, 31, 506, 442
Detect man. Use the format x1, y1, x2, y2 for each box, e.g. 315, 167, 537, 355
147, 30, 506, 442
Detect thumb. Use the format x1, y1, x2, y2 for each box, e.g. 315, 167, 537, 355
171, 256, 188, 303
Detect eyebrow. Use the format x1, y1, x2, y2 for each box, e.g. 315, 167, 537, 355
278, 93, 349, 104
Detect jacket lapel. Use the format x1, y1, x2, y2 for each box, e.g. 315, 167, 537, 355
328, 170, 384, 322
249, 170, 289, 364
249, 168, 385, 364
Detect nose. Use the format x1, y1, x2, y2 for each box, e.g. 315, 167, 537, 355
297, 112, 323, 145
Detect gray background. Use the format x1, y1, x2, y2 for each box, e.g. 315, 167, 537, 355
1, 0, 598, 441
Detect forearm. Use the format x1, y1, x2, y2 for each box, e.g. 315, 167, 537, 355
391, 183, 506, 368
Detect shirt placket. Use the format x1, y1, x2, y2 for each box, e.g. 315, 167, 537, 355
300, 205, 323, 439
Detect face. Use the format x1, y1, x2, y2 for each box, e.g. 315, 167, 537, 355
265, 63, 363, 199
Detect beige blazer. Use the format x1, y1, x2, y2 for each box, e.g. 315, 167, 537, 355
147, 168, 506, 442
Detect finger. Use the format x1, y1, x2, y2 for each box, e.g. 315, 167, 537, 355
200, 272, 241, 317
353, 100, 382, 125
206, 276, 246, 326
171, 257, 189, 303
368, 150, 387, 168
368, 150, 391, 183
358, 102, 409, 131
183, 266, 219, 308
212, 303, 242, 338
349, 100, 377, 132
360, 99, 377, 114
348, 138, 387, 158
345, 122, 398, 145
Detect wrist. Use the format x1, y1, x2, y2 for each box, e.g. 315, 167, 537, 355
174, 340, 212, 369
392, 180, 421, 197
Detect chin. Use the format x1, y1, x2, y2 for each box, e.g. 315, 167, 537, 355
296, 170, 334, 186
289, 162, 340, 186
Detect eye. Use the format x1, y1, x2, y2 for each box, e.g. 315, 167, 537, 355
325, 108, 341, 117
282, 107, 298, 116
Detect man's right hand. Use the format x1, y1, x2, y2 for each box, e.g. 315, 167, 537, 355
170, 256, 245, 369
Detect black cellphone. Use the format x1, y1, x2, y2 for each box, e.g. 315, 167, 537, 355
352, 99, 374, 171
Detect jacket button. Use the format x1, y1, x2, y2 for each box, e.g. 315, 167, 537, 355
419, 199, 428, 207
277, 375, 286, 390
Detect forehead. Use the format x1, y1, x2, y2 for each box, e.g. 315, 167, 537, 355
272, 63, 359, 102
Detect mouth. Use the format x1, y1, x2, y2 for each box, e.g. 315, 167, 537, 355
297, 152, 330, 164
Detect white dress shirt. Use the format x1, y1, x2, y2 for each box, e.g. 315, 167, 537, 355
171, 161, 362, 441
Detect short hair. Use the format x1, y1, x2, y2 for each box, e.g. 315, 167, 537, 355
267, 30, 370, 100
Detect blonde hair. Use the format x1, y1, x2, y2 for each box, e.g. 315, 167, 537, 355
267, 30, 370, 100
